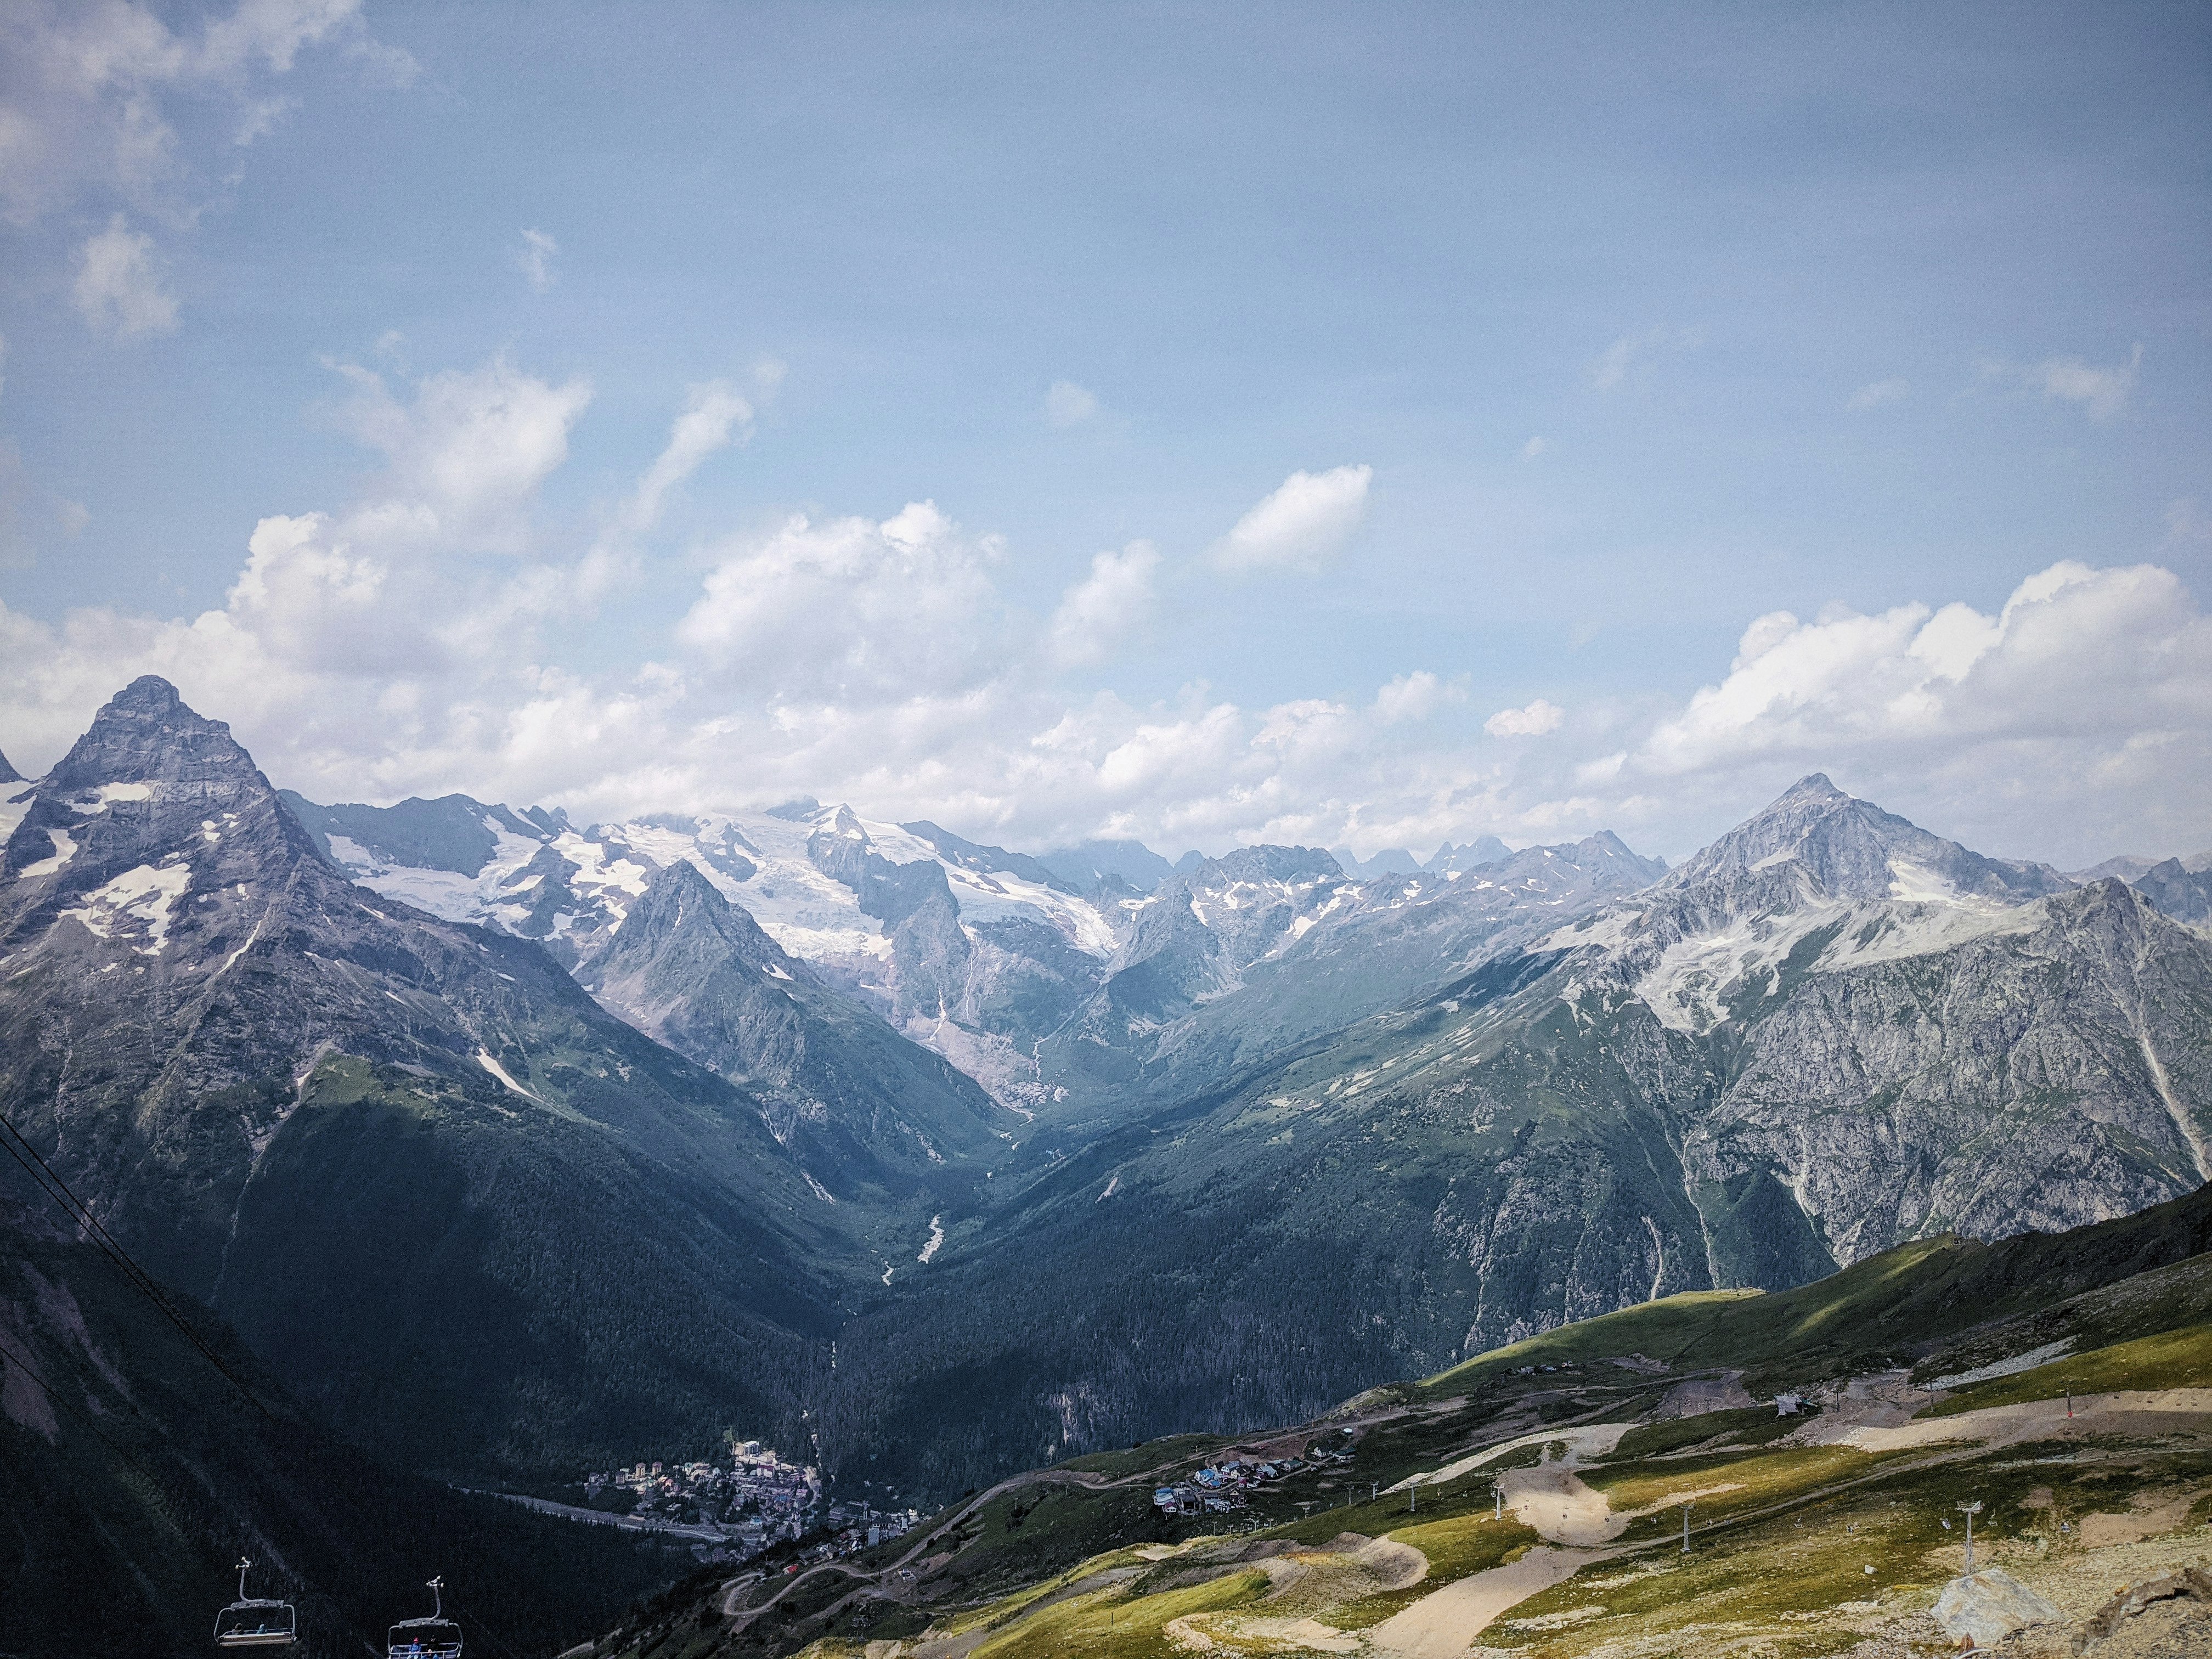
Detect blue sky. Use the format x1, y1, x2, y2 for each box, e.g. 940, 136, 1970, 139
1, 1, 2207, 865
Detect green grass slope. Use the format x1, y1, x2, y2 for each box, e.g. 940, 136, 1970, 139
1418, 1179, 2212, 1396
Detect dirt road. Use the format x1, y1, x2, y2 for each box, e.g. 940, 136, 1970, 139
1365, 1545, 1606, 1657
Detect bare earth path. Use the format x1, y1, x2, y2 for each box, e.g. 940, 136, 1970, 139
1365, 1546, 1606, 1657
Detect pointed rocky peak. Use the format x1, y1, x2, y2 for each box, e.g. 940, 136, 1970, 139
1661, 775, 2069, 909
1774, 771, 1848, 806
1564, 830, 1668, 884
46, 676, 263, 792
2121, 859, 2212, 928
582, 855, 800, 988
1425, 834, 1513, 873
1186, 844, 1345, 889
0, 746, 20, 786
3, 678, 328, 895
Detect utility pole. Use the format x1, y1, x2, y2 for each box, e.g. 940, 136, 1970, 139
1680, 1502, 1692, 1554
1494, 1485, 1503, 1521
1408, 1477, 1418, 1515
1959, 1500, 1983, 1575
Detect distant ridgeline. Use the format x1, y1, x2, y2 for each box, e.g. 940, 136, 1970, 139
1, 676, 2209, 1521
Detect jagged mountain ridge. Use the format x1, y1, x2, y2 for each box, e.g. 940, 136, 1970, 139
575, 856, 1008, 1204
275, 787, 1671, 1122
278, 789, 1124, 1111
0, 678, 876, 1479
804, 777, 2212, 1492
1040, 832, 1669, 1125
11, 683, 2208, 1510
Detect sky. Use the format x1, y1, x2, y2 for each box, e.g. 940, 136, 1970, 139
0, 1, 2208, 867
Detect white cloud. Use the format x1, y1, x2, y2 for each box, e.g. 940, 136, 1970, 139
517, 227, 557, 292
1212, 465, 1372, 573
1, 0, 403, 344
1629, 563, 2212, 857
1848, 377, 1910, 410
330, 357, 592, 549
71, 216, 178, 339
678, 501, 1012, 706
1485, 698, 1565, 738
1589, 326, 1703, 392
631, 382, 752, 530
1044, 380, 1098, 427
568, 379, 756, 605
1374, 671, 1462, 726
0, 345, 2202, 871
0, 0, 400, 225
1050, 542, 1159, 668
2031, 346, 2141, 422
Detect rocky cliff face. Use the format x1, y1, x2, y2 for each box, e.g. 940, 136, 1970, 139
0, 679, 854, 1478
284, 791, 1123, 1110
578, 856, 1010, 1205
1039, 831, 1668, 1122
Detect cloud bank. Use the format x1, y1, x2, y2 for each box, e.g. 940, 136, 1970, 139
0, 351, 2202, 869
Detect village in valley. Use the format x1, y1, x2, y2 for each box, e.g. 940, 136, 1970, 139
491, 1437, 920, 1568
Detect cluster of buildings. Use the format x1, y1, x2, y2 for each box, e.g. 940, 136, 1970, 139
581, 1438, 824, 1556
1153, 1445, 1348, 1517
824, 1499, 919, 1556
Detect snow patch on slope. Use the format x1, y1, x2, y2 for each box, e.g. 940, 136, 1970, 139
16, 829, 77, 880
475, 1049, 544, 1103
60, 861, 192, 953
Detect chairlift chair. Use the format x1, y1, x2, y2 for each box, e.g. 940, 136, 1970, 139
213, 1559, 297, 1648
387, 1576, 463, 1658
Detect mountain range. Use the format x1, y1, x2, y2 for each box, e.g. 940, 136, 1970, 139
4, 676, 2209, 1509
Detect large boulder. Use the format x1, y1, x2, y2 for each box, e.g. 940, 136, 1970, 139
1932, 1568, 2062, 1649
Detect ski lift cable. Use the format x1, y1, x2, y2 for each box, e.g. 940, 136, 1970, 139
0, 1327, 312, 1622
0, 1122, 221, 1359
4, 1115, 540, 1655
0, 1111, 279, 1421
0, 1329, 159, 1479
0, 1153, 196, 1360
0, 1112, 241, 1357
3, 1323, 499, 1659
0, 1114, 224, 1335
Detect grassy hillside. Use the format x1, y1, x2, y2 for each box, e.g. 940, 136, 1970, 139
1415, 1179, 2212, 1397
621, 1183, 2212, 1658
